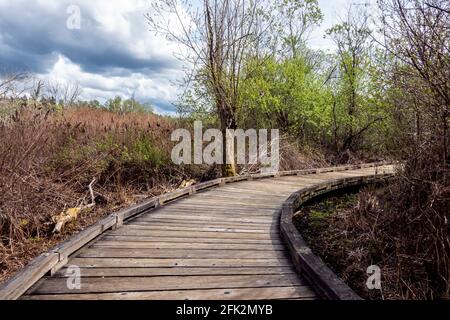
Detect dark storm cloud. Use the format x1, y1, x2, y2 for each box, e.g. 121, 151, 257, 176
0, 1, 183, 114
0, 3, 174, 76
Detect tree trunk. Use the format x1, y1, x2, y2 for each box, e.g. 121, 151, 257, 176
218, 101, 237, 177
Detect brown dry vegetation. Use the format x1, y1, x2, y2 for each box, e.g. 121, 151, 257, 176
0, 105, 194, 282
0, 102, 328, 283
295, 181, 449, 300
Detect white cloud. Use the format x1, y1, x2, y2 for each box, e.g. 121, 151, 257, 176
44, 55, 182, 113
1, 0, 379, 114
0, 0, 184, 114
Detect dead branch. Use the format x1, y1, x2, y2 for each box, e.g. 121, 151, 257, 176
52, 178, 96, 234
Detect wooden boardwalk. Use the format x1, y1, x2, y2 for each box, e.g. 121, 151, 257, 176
22, 166, 391, 300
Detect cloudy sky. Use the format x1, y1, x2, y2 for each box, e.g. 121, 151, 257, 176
0, 0, 376, 114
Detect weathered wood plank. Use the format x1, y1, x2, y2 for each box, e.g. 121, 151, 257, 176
23, 286, 316, 300
121, 224, 274, 234
76, 248, 287, 259
0, 253, 59, 300
67, 257, 293, 268
111, 229, 280, 240
161, 204, 280, 212
209, 187, 292, 197
131, 219, 276, 229
193, 192, 286, 201
100, 235, 283, 245
176, 199, 282, 208
127, 212, 281, 222
51, 266, 297, 278
29, 274, 305, 295
90, 241, 285, 251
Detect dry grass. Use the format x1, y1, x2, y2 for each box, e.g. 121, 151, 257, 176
278, 138, 329, 170
0, 103, 368, 285
0, 105, 200, 283
294, 169, 449, 300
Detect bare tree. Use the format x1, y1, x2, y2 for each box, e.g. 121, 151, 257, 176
378, 0, 449, 163
0, 72, 32, 120
377, 0, 449, 297
46, 80, 82, 106
147, 0, 266, 176
31, 79, 45, 101
0, 72, 30, 99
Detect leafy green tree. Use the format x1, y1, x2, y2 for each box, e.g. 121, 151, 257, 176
239, 56, 333, 143
89, 100, 101, 109
325, 5, 386, 156
275, 0, 323, 58
107, 96, 123, 114
106, 95, 153, 114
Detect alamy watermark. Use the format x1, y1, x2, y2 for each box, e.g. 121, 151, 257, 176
66, 265, 81, 290
171, 121, 280, 173
366, 265, 381, 290
66, 5, 81, 30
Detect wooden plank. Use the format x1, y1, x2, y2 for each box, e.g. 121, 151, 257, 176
220, 182, 300, 190
182, 192, 284, 200
173, 203, 281, 211
136, 215, 269, 222
156, 205, 279, 212
176, 199, 282, 208
53, 221, 105, 258
202, 179, 294, 191
121, 224, 273, 234
157, 209, 268, 215
23, 286, 316, 300
0, 253, 59, 300
111, 229, 280, 240
135, 217, 276, 225
51, 266, 297, 278
141, 210, 275, 223
76, 248, 287, 259
158, 187, 191, 204
131, 219, 275, 229
181, 198, 282, 206
28, 274, 305, 295
169, 208, 278, 215
162, 204, 280, 212
115, 198, 158, 220
241, 181, 307, 188
90, 241, 286, 251
147, 211, 278, 219
310, 171, 370, 179
100, 235, 283, 245
209, 187, 291, 197
131, 218, 275, 228
193, 192, 286, 201
193, 179, 223, 192
135, 212, 276, 221
68, 257, 293, 268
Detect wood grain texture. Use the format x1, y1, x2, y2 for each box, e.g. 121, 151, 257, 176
0, 163, 393, 300
22, 286, 316, 300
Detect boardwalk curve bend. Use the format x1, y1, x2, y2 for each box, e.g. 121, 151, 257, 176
0, 163, 394, 300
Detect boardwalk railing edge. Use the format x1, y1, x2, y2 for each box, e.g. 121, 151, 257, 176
0, 161, 393, 300
280, 172, 395, 300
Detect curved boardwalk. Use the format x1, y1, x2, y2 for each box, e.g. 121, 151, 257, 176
23, 166, 391, 300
